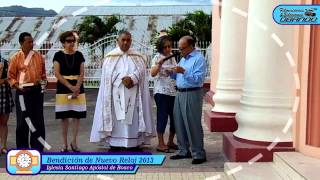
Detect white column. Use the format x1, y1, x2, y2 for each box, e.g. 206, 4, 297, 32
233, 0, 297, 142
209, 2, 221, 92
212, 0, 249, 113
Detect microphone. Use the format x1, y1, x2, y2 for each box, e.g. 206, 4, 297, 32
162, 52, 179, 62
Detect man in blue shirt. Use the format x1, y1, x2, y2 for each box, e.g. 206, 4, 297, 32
170, 36, 207, 164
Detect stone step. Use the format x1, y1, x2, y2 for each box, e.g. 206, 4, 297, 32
273, 152, 320, 180
224, 162, 283, 180
0, 172, 227, 180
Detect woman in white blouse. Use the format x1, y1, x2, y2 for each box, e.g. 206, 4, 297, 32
151, 35, 178, 153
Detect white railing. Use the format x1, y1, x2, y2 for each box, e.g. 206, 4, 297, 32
0, 38, 211, 88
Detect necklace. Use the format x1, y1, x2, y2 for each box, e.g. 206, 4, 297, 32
64, 52, 75, 68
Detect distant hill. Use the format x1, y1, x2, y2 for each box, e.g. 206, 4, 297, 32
0, 5, 57, 17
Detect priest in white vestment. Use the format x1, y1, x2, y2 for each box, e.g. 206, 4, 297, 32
90, 31, 155, 150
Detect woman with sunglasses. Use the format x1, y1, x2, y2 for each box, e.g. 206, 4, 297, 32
53, 31, 86, 152
150, 35, 178, 153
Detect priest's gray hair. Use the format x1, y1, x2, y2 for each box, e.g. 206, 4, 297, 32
117, 31, 132, 39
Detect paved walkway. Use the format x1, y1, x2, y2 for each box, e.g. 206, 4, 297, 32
0, 89, 227, 179
0, 172, 227, 180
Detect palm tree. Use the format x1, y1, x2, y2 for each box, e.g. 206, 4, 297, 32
185, 10, 212, 42
167, 10, 212, 42
77, 15, 120, 44
77, 15, 120, 57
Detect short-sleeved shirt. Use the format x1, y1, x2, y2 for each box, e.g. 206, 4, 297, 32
53, 50, 85, 94
151, 53, 177, 96
53, 50, 85, 76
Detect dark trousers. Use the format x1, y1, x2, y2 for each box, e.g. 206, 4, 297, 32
15, 86, 45, 151
154, 93, 175, 134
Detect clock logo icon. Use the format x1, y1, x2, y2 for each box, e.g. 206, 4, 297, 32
7, 150, 41, 175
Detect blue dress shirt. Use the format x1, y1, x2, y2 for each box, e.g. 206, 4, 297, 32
172, 49, 206, 88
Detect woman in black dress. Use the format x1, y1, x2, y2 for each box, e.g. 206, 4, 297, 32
0, 56, 14, 154
53, 31, 86, 152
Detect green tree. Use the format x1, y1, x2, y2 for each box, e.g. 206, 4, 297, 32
185, 10, 212, 42
167, 25, 193, 42
77, 15, 120, 57
77, 15, 120, 44
167, 10, 212, 42
104, 15, 121, 36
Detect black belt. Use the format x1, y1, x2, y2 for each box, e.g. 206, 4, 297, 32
17, 85, 41, 93
23, 84, 40, 89
177, 87, 201, 92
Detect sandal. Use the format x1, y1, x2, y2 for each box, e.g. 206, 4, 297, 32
70, 143, 80, 152
60, 147, 68, 152
1, 148, 8, 154
168, 144, 179, 150
156, 148, 174, 153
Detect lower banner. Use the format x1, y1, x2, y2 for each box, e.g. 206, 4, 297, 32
7, 150, 165, 175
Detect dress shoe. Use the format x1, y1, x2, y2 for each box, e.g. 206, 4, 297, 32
170, 153, 192, 160
126, 147, 143, 152
192, 158, 207, 164
108, 146, 122, 152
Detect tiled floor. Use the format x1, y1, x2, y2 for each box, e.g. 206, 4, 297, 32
0, 89, 227, 180
0, 172, 228, 180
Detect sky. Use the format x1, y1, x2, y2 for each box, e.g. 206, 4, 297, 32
0, 0, 212, 13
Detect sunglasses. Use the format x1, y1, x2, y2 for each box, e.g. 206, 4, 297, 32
65, 39, 76, 43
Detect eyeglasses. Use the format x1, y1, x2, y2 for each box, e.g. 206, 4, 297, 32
65, 39, 76, 43
178, 46, 189, 51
